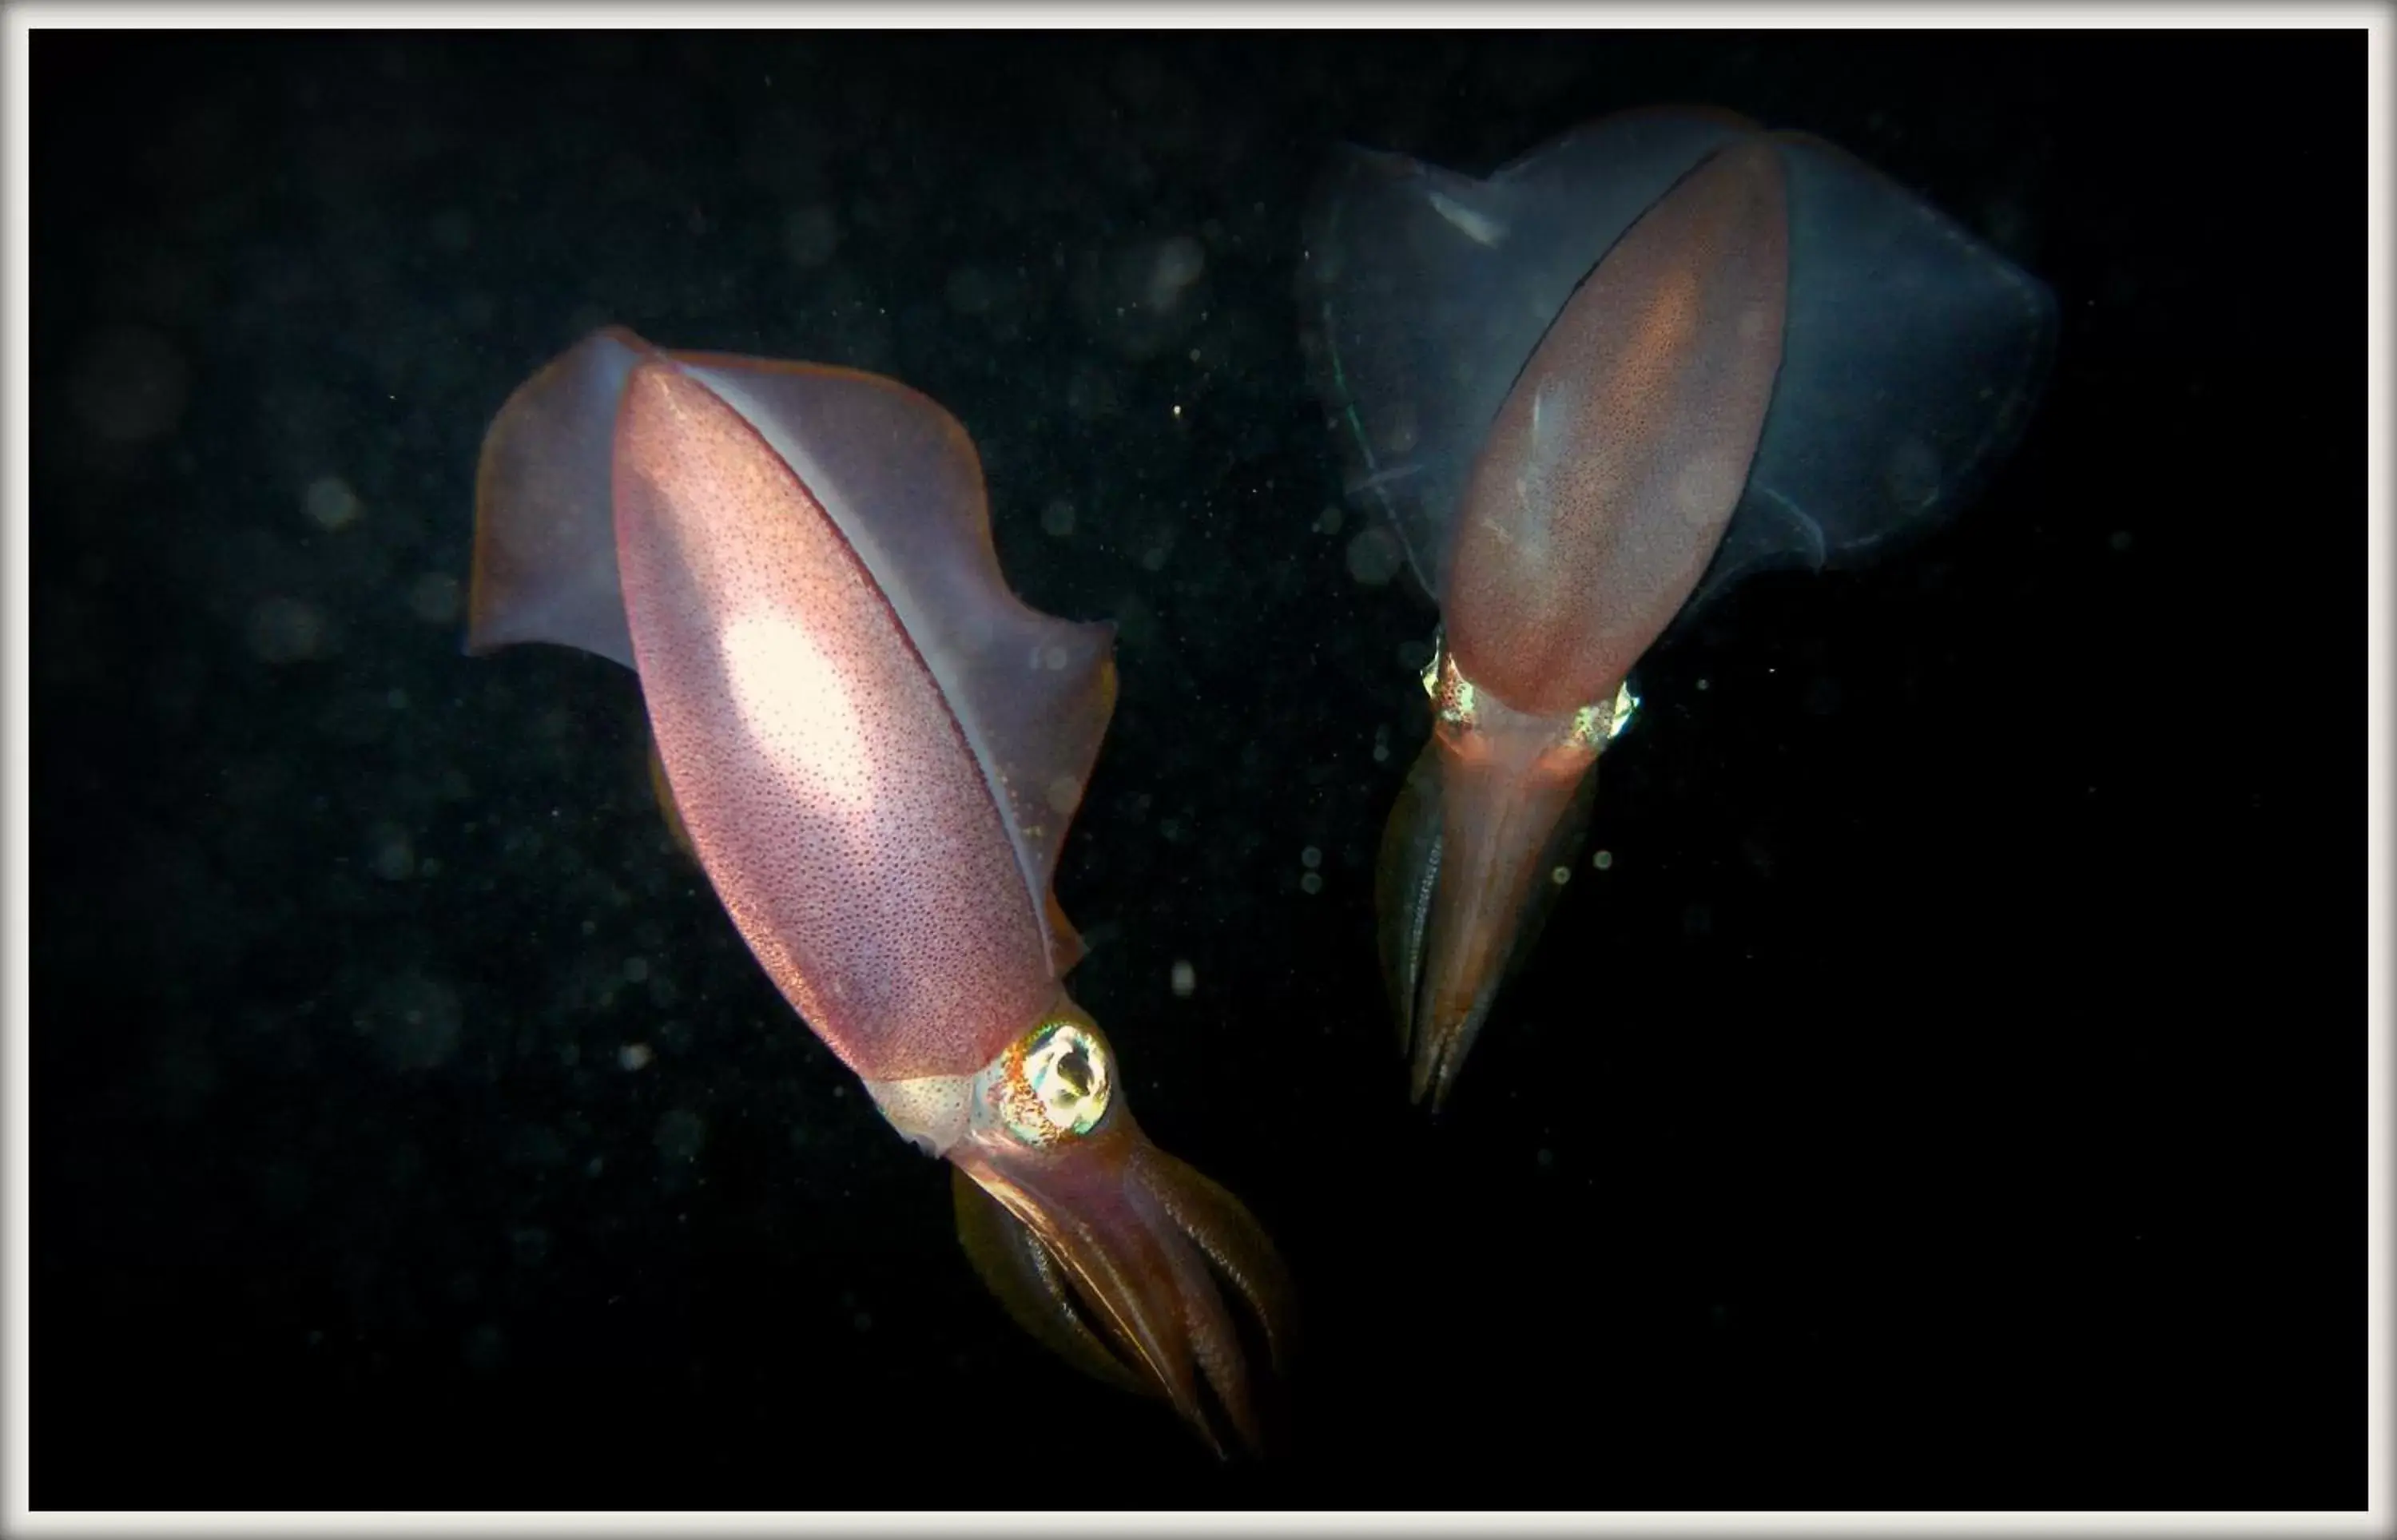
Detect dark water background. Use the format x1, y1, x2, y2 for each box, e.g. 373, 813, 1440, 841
32, 30, 2360, 1511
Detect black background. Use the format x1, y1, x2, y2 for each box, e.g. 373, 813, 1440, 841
31, 30, 2362, 1513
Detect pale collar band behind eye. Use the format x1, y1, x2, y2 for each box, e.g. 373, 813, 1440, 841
862, 1069, 975, 1157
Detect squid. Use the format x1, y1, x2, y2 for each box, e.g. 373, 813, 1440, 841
1299, 108, 2056, 1109
467, 327, 1293, 1455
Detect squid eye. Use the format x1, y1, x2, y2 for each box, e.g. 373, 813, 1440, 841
982, 1016, 1114, 1147
1566, 679, 1640, 752
1419, 635, 1478, 730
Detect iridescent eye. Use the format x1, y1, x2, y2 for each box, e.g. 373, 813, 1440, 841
1419, 635, 1478, 730
1567, 679, 1640, 752
985, 1017, 1112, 1146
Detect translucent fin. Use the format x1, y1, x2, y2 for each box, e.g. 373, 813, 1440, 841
675, 355, 1119, 968
1298, 110, 1754, 601
1299, 109, 2057, 626
467, 326, 647, 668
1681, 131, 2060, 616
